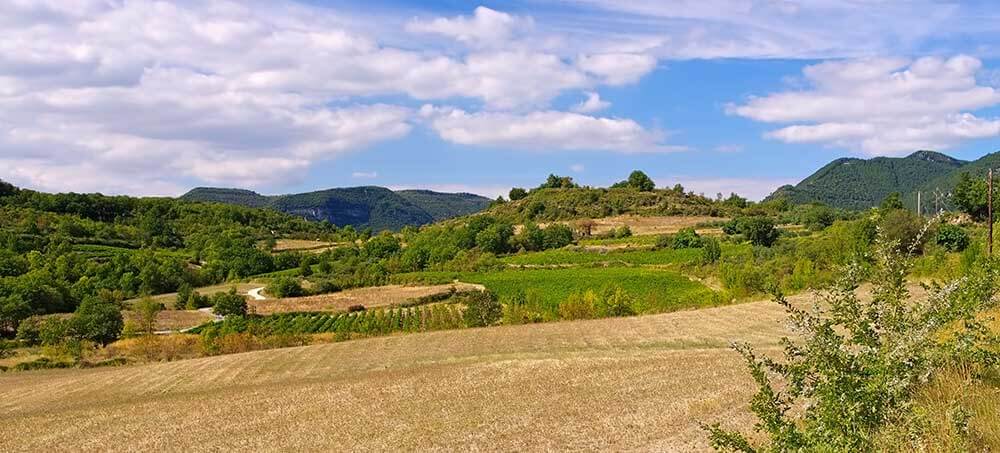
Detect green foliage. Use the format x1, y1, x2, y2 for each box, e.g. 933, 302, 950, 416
509, 187, 528, 201
880, 192, 905, 211
700, 237, 722, 264
267, 277, 304, 298
879, 209, 927, 254
671, 228, 703, 249
538, 174, 579, 189
72, 296, 123, 345
462, 291, 502, 327
211, 287, 248, 317
611, 170, 656, 191
763, 151, 965, 210
475, 222, 514, 255
706, 233, 1000, 452
739, 217, 779, 247
802, 204, 836, 231
935, 224, 970, 252
953, 172, 994, 220
133, 296, 162, 335
183, 186, 490, 231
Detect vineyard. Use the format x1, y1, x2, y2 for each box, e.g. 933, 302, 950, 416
196, 303, 466, 339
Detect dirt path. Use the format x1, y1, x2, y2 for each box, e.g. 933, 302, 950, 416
247, 287, 267, 301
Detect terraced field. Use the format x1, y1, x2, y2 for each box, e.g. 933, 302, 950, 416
0, 298, 793, 452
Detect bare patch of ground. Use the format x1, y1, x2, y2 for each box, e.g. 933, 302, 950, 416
250, 282, 485, 315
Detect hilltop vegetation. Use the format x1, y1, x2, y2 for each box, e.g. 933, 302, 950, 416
766, 150, 966, 210
181, 186, 490, 231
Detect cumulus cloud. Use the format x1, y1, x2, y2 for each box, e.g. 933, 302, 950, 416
0, 1, 668, 194
728, 55, 1000, 155
405, 6, 532, 48
572, 91, 611, 113
421, 105, 678, 153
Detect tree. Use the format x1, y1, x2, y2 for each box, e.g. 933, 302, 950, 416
212, 287, 248, 317
509, 187, 528, 201
513, 222, 545, 251
133, 296, 162, 336
542, 224, 574, 249
740, 216, 779, 247
0, 179, 17, 197
475, 223, 514, 254
803, 204, 836, 231
72, 296, 123, 345
879, 192, 905, 211
463, 291, 501, 327
0, 295, 30, 335
671, 228, 702, 249
538, 174, 578, 189
363, 232, 401, 260
953, 172, 994, 220
625, 170, 656, 191
175, 283, 193, 310
267, 277, 304, 298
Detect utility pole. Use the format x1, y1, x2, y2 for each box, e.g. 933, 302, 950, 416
990, 169, 994, 256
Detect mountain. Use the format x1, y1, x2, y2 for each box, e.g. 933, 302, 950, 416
180, 186, 491, 231
765, 151, 969, 210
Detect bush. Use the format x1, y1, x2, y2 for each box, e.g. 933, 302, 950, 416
72, 297, 123, 345
347, 304, 366, 313
211, 287, 248, 317
185, 291, 211, 310
597, 286, 636, 317
542, 223, 574, 249
671, 228, 702, 249
879, 209, 927, 254
935, 224, 970, 252
739, 216, 779, 247
700, 237, 722, 264
267, 277, 304, 298
706, 233, 1000, 451
558, 290, 599, 320
803, 204, 836, 231
462, 291, 501, 327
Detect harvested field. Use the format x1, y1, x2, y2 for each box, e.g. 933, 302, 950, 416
250, 282, 485, 314
126, 283, 259, 307
124, 310, 215, 332
0, 299, 793, 452
586, 215, 724, 236
270, 239, 346, 253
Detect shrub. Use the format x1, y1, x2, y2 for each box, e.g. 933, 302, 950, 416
598, 286, 636, 317
935, 224, 970, 252
72, 297, 123, 345
267, 277, 304, 298
462, 291, 501, 327
347, 304, 366, 313
803, 204, 836, 231
174, 283, 192, 310
671, 228, 702, 249
558, 290, 599, 320
211, 287, 247, 317
185, 291, 211, 310
706, 231, 1000, 451
739, 216, 779, 247
38, 317, 72, 346
542, 223, 574, 249
879, 209, 927, 254
700, 237, 722, 264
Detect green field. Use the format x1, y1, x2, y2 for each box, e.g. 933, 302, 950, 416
396, 267, 720, 314
503, 243, 749, 267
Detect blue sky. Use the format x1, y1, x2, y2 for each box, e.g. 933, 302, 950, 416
3, 1, 1000, 199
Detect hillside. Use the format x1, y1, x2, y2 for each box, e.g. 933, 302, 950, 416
0, 299, 790, 451
765, 150, 966, 210
181, 186, 491, 231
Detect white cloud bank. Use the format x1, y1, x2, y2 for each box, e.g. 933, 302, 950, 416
728, 55, 1000, 155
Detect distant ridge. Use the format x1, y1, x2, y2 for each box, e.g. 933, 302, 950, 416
765, 150, 979, 210
180, 186, 491, 231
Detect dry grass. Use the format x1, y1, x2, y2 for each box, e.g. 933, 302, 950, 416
251, 282, 485, 315
271, 239, 346, 253
126, 283, 259, 307
0, 299, 790, 452
586, 215, 723, 236
123, 310, 215, 331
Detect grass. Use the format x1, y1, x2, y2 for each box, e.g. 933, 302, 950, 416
503, 243, 748, 267
397, 267, 719, 314
0, 299, 790, 451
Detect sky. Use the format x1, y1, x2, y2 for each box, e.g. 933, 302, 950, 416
3, 1, 1000, 200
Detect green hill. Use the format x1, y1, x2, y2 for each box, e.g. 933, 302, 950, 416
765, 151, 968, 210
181, 186, 491, 231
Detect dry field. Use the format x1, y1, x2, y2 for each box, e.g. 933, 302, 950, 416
251, 282, 486, 314
585, 215, 723, 236
126, 283, 259, 307
0, 297, 799, 452
123, 309, 215, 332
271, 239, 346, 253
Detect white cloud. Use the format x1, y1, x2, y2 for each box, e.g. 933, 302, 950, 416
352, 171, 378, 179
572, 91, 610, 113
0, 1, 669, 194
728, 55, 1000, 155
405, 6, 532, 48
422, 106, 680, 153
656, 176, 796, 201
570, 163, 586, 173
576, 53, 657, 85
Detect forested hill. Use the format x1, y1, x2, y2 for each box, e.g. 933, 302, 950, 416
181, 186, 491, 231
765, 151, 969, 210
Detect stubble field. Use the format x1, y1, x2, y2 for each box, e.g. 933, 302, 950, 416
0, 297, 796, 452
